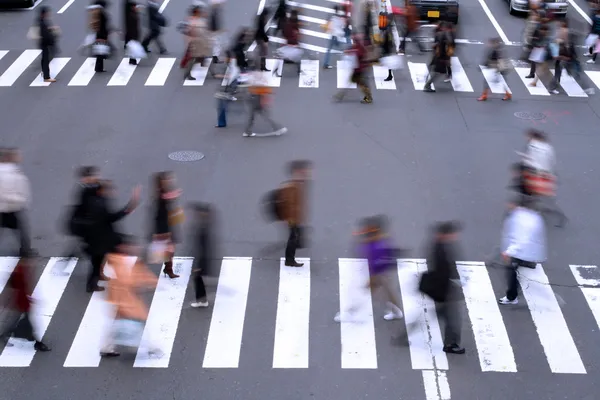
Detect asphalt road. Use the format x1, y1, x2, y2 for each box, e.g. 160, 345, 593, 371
0, 0, 600, 399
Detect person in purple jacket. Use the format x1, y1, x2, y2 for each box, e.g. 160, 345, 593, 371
334, 215, 403, 323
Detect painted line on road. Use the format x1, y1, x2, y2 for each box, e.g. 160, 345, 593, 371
134, 257, 193, 368
520, 265, 586, 374
338, 258, 377, 369
299, 59, 319, 88
398, 260, 448, 370
423, 370, 451, 400
108, 58, 140, 86
373, 65, 397, 89
0, 49, 41, 87
550, 68, 587, 97
30, 57, 70, 86
457, 262, 517, 372
268, 36, 343, 53
570, 265, 600, 287
0, 51, 7, 62
68, 58, 96, 86
145, 57, 176, 86
202, 257, 252, 368
272, 258, 310, 368
476, 0, 511, 45
449, 57, 474, 92
0, 258, 77, 367
0, 257, 19, 294
407, 62, 434, 91
567, 0, 592, 25
57, 0, 76, 14
287, 1, 336, 14
480, 66, 511, 94
570, 266, 600, 343
336, 59, 357, 88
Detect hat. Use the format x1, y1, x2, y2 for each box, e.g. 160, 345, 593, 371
436, 221, 462, 235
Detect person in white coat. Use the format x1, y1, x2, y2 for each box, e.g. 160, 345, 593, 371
0, 148, 33, 254
498, 195, 546, 305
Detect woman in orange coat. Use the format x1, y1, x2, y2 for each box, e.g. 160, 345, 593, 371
100, 238, 160, 357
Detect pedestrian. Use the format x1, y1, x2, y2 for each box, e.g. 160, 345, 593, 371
333, 33, 373, 103
334, 215, 404, 323
478, 37, 511, 101
398, 1, 421, 54
89, 0, 112, 73
379, 17, 396, 82
274, 9, 302, 77
498, 195, 547, 306
271, 0, 288, 38
38, 6, 60, 83
362, 0, 374, 45
243, 73, 288, 137
220, 27, 251, 98
141, 0, 167, 55
419, 221, 465, 354
279, 160, 311, 267
423, 23, 452, 92
0, 253, 50, 352
254, 8, 270, 72
0, 148, 33, 255
183, 5, 213, 81
208, 0, 224, 64
585, 9, 600, 63
150, 172, 183, 279
124, 0, 141, 65
322, 6, 346, 69
84, 180, 140, 292
190, 203, 217, 308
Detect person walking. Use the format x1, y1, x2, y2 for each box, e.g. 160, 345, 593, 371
190, 203, 217, 308
141, 0, 167, 54
255, 9, 270, 72
89, 0, 112, 73
183, 5, 212, 81
38, 6, 60, 83
124, 0, 141, 65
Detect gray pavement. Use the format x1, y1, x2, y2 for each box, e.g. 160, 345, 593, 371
1, 0, 600, 399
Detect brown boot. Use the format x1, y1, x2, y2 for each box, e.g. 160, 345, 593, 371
477, 89, 488, 101
163, 261, 180, 279
502, 91, 512, 101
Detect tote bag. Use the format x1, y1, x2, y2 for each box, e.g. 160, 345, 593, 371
380, 54, 403, 70
92, 42, 110, 56
529, 47, 546, 63
126, 40, 147, 59
112, 319, 144, 348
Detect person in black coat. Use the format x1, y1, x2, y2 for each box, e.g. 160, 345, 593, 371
272, 0, 287, 37
255, 8, 270, 71
84, 180, 140, 293
141, 0, 167, 54
90, 0, 111, 72
190, 203, 217, 308
380, 20, 395, 81
38, 6, 57, 82
124, 0, 141, 65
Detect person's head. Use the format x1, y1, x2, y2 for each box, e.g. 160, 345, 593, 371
435, 221, 461, 242
190, 5, 201, 16
2, 148, 21, 164
97, 179, 115, 197
39, 5, 51, 19
191, 202, 213, 223
288, 160, 312, 180
154, 171, 175, 194
78, 166, 100, 184
527, 129, 546, 142
290, 9, 299, 21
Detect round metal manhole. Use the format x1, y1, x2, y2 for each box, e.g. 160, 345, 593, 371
514, 111, 546, 120
168, 151, 205, 162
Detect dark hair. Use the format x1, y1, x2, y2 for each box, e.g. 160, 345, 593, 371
528, 129, 546, 141
288, 160, 311, 175
436, 220, 461, 235
154, 171, 171, 194
78, 166, 98, 179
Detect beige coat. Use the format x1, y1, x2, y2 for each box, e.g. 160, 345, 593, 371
186, 17, 211, 58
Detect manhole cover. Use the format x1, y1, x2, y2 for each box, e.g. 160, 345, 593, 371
514, 111, 546, 120
168, 151, 205, 162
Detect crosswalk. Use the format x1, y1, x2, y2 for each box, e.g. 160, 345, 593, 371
1, 255, 600, 373
2, 49, 600, 97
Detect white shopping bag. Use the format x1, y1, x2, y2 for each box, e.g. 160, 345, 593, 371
586, 34, 599, 48
112, 319, 144, 348
528, 47, 546, 63
277, 45, 303, 62
380, 54, 404, 70
92, 43, 110, 56
148, 240, 168, 264
126, 40, 147, 59
27, 26, 40, 40
82, 33, 96, 47
342, 53, 358, 69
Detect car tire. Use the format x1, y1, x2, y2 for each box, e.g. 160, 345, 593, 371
509, 0, 517, 15
26, 0, 35, 7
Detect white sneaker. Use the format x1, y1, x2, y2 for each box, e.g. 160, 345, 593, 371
587, 59, 595, 64
550, 89, 559, 94
191, 301, 209, 308
498, 296, 518, 305
444, 78, 451, 83
276, 127, 288, 135
383, 310, 404, 321
334, 312, 342, 323
243, 132, 255, 137
586, 88, 595, 95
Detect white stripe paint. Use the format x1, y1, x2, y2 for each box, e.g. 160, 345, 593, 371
457, 262, 517, 372
183, 60, 212, 86
68, 58, 96, 86
261, 59, 282, 87
299, 59, 319, 88
324, 0, 347, 4
107, 58, 139, 86
0, 50, 8, 62
267, 37, 343, 54
480, 66, 511, 94
338, 258, 377, 369
202, 257, 252, 368
423, 370, 451, 400
287, 1, 336, 14
158, 0, 170, 13
398, 259, 448, 370
299, 28, 331, 40
336, 59, 357, 88
0, 49, 41, 87
585, 71, 600, 90
567, 0, 592, 25
0, 257, 20, 294
257, 0, 267, 14
407, 62, 433, 91
64, 257, 137, 367
519, 265, 586, 374
550, 69, 587, 97
513, 67, 550, 96
30, 57, 70, 86
0, 258, 77, 367
449, 57, 474, 92
569, 265, 600, 287
372, 65, 396, 90
476, 0, 511, 45
134, 257, 193, 368
272, 258, 311, 368
298, 15, 328, 25
145, 57, 176, 86
57, 0, 76, 13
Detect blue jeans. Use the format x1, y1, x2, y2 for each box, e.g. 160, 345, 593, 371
324, 36, 341, 67
217, 98, 227, 127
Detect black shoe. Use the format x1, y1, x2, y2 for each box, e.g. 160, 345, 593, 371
100, 351, 120, 357
443, 344, 465, 354
129, 60, 137, 65
34, 341, 50, 352
260, 67, 271, 72
423, 87, 435, 93
159, 49, 168, 55
285, 261, 304, 267
525, 74, 535, 79
384, 75, 393, 81
185, 75, 196, 81
86, 286, 105, 293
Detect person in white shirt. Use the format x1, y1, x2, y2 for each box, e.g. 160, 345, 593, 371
323, 6, 347, 69
0, 148, 33, 254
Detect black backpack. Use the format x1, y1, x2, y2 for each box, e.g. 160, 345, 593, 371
262, 188, 283, 221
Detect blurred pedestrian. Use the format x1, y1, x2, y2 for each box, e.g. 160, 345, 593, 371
189, 203, 217, 308
38, 6, 60, 83
141, 0, 168, 54
123, 0, 141, 65
280, 160, 311, 267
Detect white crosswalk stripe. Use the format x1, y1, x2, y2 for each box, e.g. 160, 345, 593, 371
0, 255, 598, 374
0, 49, 598, 98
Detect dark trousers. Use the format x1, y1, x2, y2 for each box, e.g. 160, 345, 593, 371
549, 60, 562, 90
95, 56, 104, 72
285, 225, 301, 263
0, 210, 31, 253
194, 273, 207, 300
529, 62, 536, 76
41, 46, 51, 79
505, 257, 537, 301
217, 98, 227, 127
87, 253, 105, 290
1, 312, 36, 342
399, 29, 424, 52
438, 298, 462, 346
245, 96, 281, 133
141, 30, 166, 53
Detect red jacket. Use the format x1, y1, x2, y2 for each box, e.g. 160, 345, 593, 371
9, 262, 31, 313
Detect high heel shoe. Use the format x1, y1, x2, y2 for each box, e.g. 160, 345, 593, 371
272, 69, 282, 78
162, 261, 180, 279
